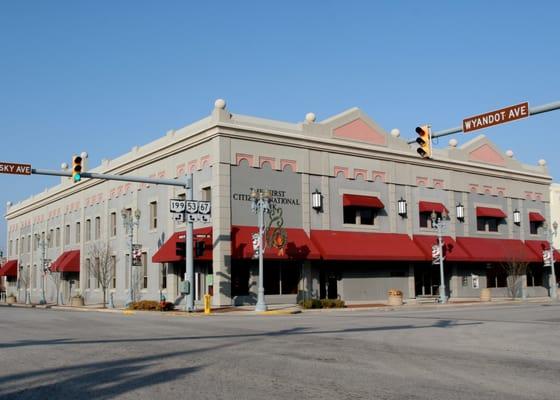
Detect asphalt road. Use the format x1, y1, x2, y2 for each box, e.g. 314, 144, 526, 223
0, 303, 559, 400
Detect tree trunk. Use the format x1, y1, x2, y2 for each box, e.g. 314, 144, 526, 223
103, 288, 107, 309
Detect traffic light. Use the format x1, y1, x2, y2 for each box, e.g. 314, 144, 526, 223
415, 125, 432, 158
71, 155, 83, 182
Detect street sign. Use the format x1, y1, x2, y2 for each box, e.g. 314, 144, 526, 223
187, 214, 199, 223
173, 213, 185, 223
200, 214, 211, 223
169, 199, 186, 213
132, 244, 143, 266
186, 201, 199, 214
0, 162, 32, 175
462, 102, 529, 133
198, 201, 211, 214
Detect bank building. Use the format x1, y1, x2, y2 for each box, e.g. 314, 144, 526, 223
1, 99, 557, 307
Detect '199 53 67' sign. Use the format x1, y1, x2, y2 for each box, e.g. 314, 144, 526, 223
0, 162, 32, 175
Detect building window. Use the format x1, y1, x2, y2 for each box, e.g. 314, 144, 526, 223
31, 265, 37, 289
264, 262, 300, 295
202, 186, 212, 202
15, 239, 19, 255
419, 212, 441, 228
232, 263, 250, 296
110, 212, 117, 237
343, 206, 376, 225
477, 217, 499, 232
64, 225, 70, 246
76, 222, 81, 243
27, 235, 31, 253
95, 217, 101, 240
85, 259, 91, 289
526, 265, 543, 287
160, 264, 167, 290
142, 252, 148, 289
486, 266, 507, 288
125, 254, 130, 289
530, 221, 543, 235
48, 230, 54, 248
9, 240, 12, 257
94, 258, 100, 288
85, 219, 91, 242
111, 256, 117, 289
149, 201, 158, 230
55, 228, 61, 247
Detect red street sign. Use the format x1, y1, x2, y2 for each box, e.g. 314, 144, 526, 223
0, 162, 32, 175
463, 102, 529, 133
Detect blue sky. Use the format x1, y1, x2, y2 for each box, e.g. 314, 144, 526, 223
1, 0, 559, 254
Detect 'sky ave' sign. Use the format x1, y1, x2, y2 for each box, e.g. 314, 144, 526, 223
463, 102, 529, 133
0, 162, 32, 175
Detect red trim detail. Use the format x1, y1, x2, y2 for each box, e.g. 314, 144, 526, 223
342, 194, 384, 208
0, 260, 18, 277
528, 212, 545, 222
152, 228, 212, 263
476, 207, 507, 218
418, 201, 448, 214
310, 230, 425, 261
456, 237, 539, 263
231, 226, 320, 260
413, 235, 470, 262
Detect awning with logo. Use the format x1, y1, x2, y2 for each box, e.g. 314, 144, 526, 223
413, 235, 470, 262
152, 227, 213, 263
310, 230, 425, 261
0, 260, 18, 277
231, 226, 320, 260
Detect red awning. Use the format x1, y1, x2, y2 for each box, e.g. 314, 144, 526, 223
232, 226, 320, 260
0, 260, 18, 277
525, 240, 560, 262
476, 207, 507, 218
413, 235, 470, 262
418, 201, 448, 214
310, 230, 425, 261
152, 227, 213, 263
528, 212, 546, 222
456, 237, 539, 263
51, 252, 71, 272
57, 250, 80, 272
342, 194, 384, 209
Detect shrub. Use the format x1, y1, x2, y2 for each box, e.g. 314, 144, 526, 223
128, 300, 175, 311
387, 289, 403, 296
298, 298, 345, 309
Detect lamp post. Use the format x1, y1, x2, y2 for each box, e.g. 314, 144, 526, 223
122, 208, 141, 306
544, 221, 558, 300
250, 189, 271, 312
431, 209, 449, 304
36, 233, 50, 305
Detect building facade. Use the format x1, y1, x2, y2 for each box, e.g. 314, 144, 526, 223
2, 100, 557, 307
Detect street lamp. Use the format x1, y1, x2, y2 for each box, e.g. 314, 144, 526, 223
543, 221, 558, 300
250, 189, 272, 312
36, 233, 51, 305
122, 208, 141, 306
431, 209, 449, 304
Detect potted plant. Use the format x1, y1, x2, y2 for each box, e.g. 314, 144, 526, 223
387, 288, 403, 306
71, 290, 85, 307
6, 293, 17, 304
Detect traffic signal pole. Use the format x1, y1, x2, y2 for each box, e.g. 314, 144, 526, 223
407, 100, 560, 144
30, 167, 197, 311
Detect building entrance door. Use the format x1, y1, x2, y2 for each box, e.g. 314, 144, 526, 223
415, 265, 441, 297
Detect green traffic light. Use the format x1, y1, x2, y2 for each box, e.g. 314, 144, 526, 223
73, 174, 81, 182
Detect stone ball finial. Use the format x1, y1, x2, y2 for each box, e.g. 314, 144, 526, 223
538, 159, 547, 166
390, 128, 400, 137
214, 99, 226, 109
6, 201, 12, 208
80, 151, 88, 159
305, 112, 316, 123
61, 163, 68, 170
505, 150, 514, 158
449, 139, 458, 148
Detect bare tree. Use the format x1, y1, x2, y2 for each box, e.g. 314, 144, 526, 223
17, 266, 30, 303
47, 269, 62, 305
87, 241, 116, 308
501, 257, 529, 299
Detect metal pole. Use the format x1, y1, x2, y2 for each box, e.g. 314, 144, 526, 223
185, 174, 194, 312
548, 228, 557, 300
129, 229, 134, 305
437, 222, 447, 304
255, 196, 267, 312
40, 238, 46, 304
408, 100, 560, 144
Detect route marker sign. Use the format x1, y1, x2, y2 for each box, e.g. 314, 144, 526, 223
463, 102, 529, 133
0, 162, 32, 175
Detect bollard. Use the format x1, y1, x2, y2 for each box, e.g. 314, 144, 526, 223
204, 294, 212, 314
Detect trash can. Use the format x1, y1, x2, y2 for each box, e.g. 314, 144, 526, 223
480, 288, 491, 302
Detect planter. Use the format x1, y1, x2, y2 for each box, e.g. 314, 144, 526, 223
6, 296, 16, 305
480, 288, 491, 302
71, 297, 85, 307
387, 294, 403, 306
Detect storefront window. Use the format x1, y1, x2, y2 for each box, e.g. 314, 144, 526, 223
343, 206, 376, 225
232, 263, 250, 296
477, 217, 499, 232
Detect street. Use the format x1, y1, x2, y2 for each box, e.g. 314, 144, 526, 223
0, 303, 559, 400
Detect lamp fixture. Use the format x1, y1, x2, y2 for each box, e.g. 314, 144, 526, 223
513, 209, 521, 225
312, 189, 323, 212
397, 198, 407, 217
456, 203, 464, 220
